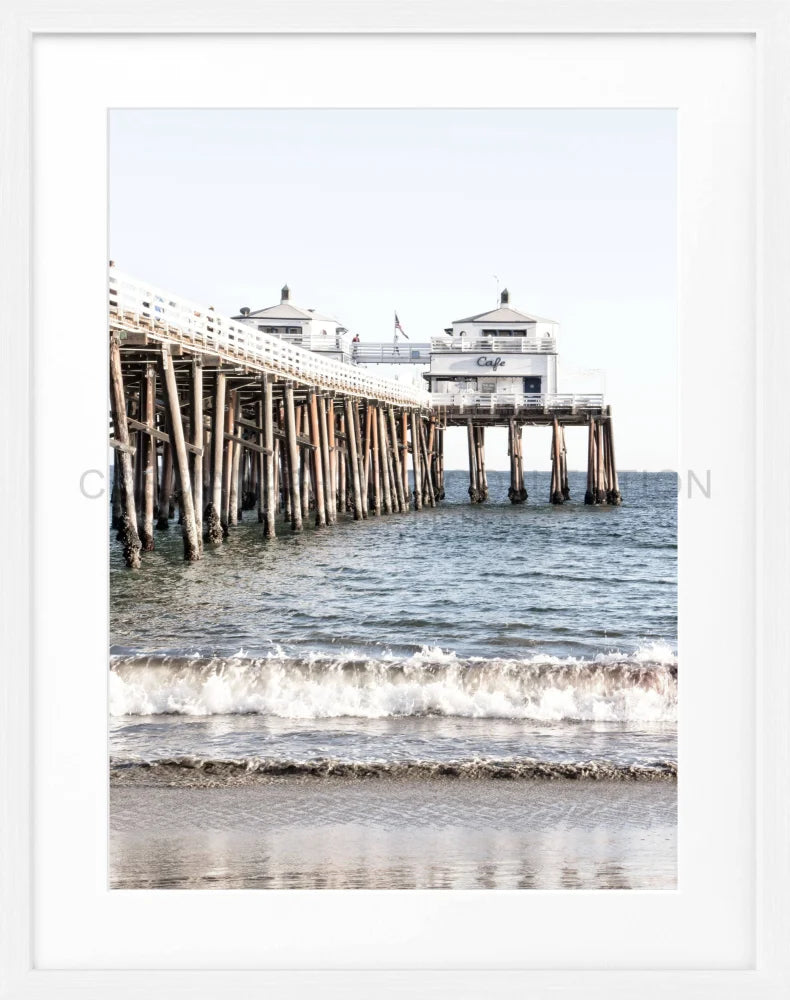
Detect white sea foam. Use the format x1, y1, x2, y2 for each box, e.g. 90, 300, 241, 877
109, 645, 677, 722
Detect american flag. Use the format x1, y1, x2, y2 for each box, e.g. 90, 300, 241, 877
394, 311, 409, 340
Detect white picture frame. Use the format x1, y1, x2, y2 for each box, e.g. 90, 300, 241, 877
2, 2, 789, 997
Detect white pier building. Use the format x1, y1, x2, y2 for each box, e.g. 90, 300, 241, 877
426, 289, 558, 399
234, 284, 350, 363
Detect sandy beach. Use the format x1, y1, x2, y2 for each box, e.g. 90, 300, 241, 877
110, 776, 676, 890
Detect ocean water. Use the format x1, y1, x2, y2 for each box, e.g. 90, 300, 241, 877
110, 470, 677, 783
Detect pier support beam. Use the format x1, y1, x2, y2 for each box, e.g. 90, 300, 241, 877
378, 407, 394, 514
431, 420, 445, 501
420, 417, 436, 507
400, 410, 410, 507
466, 419, 479, 503
109, 339, 142, 568
605, 417, 622, 505
160, 346, 200, 561
140, 365, 156, 550
388, 407, 406, 512
221, 389, 234, 535
111, 460, 122, 531
560, 424, 570, 501
331, 402, 342, 516
596, 418, 607, 505
350, 400, 368, 518
508, 420, 527, 504
345, 397, 364, 520
299, 405, 311, 519
261, 376, 276, 538
370, 405, 382, 515
284, 383, 303, 532
585, 417, 596, 505
227, 391, 243, 529
550, 418, 565, 504
477, 425, 488, 501
309, 393, 327, 527
318, 395, 335, 525
190, 359, 203, 553
411, 411, 423, 510
156, 442, 173, 531
205, 372, 225, 544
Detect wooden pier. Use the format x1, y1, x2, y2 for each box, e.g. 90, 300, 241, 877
429, 397, 621, 509
109, 271, 621, 567
109, 271, 438, 568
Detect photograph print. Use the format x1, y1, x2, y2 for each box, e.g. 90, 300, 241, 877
108, 109, 677, 890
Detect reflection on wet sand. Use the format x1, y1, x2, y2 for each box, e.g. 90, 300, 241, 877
110, 778, 676, 890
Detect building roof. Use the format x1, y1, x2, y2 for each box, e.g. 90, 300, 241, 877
239, 302, 315, 321
452, 305, 554, 325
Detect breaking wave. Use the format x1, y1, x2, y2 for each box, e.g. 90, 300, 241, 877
109, 643, 677, 723
110, 755, 677, 784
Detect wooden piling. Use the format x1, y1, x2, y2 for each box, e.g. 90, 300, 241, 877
205, 372, 225, 543
585, 417, 596, 505
350, 400, 368, 518
229, 392, 241, 527
411, 411, 423, 510
605, 417, 622, 505
329, 401, 341, 517
109, 339, 142, 568
139, 365, 156, 550
466, 419, 479, 503
156, 442, 173, 530
339, 427, 348, 513
133, 389, 144, 518
377, 406, 393, 514
475, 425, 488, 501
371, 405, 382, 515
362, 404, 373, 512
560, 424, 570, 500
261, 376, 276, 538
550, 418, 564, 504
220, 388, 235, 535
432, 421, 445, 501
273, 438, 282, 514
400, 410, 410, 506
309, 393, 327, 527
317, 395, 335, 525
280, 404, 292, 521
507, 420, 519, 504
160, 346, 200, 561
283, 384, 303, 532
111, 458, 122, 531
596, 418, 607, 504
190, 359, 203, 552
299, 405, 311, 519
419, 417, 436, 507
345, 397, 364, 520
388, 407, 406, 512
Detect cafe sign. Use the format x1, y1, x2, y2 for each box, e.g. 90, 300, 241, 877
429, 352, 548, 376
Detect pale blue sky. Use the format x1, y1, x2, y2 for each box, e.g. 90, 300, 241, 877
110, 109, 676, 471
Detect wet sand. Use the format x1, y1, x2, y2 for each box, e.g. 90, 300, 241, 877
110, 777, 676, 890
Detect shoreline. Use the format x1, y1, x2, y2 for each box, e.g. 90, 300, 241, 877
110, 759, 678, 787
110, 776, 677, 890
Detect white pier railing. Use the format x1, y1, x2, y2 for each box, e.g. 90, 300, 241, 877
351, 343, 432, 364
432, 392, 605, 413
109, 270, 431, 409
430, 336, 557, 354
